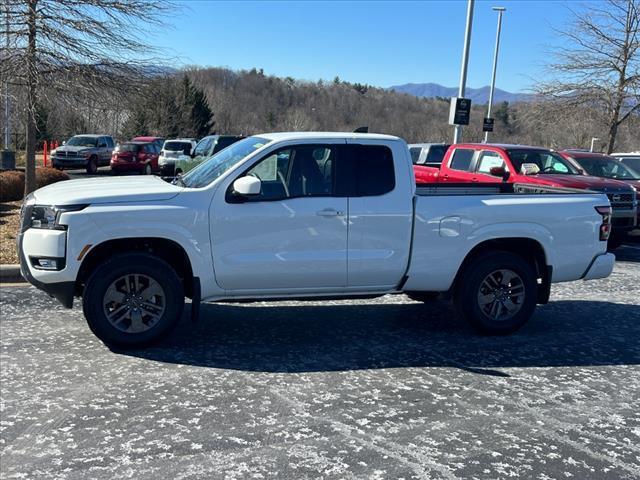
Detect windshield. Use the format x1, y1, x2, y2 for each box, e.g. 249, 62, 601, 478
67, 136, 98, 147
164, 141, 192, 152
118, 143, 141, 153
507, 149, 580, 175
575, 156, 640, 180
181, 136, 270, 188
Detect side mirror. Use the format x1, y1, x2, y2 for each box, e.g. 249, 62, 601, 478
489, 166, 510, 182
62, 141, 66, 145
520, 163, 540, 175
233, 176, 261, 197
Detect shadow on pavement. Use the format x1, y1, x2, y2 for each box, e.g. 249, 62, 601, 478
120, 299, 640, 373
615, 241, 640, 262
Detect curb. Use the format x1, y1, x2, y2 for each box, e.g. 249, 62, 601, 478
0, 264, 25, 283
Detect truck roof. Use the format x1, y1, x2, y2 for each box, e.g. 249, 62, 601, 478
257, 132, 402, 142
455, 143, 551, 151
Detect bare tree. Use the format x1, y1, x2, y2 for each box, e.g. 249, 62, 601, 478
1, 0, 175, 193
537, 0, 639, 153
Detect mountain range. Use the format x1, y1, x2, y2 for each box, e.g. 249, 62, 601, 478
389, 82, 534, 104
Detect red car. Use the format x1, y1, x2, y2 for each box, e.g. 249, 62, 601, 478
559, 151, 640, 190
414, 143, 637, 247
110, 141, 160, 175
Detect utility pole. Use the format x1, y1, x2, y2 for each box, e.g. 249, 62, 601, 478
453, 0, 475, 144
4, 1, 10, 150
483, 7, 506, 143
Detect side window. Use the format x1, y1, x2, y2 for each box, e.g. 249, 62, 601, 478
354, 145, 395, 196
476, 151, 505, 174
449, 148, 475, 171
244, 145, 334, 201
106, 137, 114, 149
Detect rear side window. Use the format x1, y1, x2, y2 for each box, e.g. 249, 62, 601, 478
425, 145, 449, 164
336, 145, 395, 197
449, 148, 475, 171
120, 144, 140, 152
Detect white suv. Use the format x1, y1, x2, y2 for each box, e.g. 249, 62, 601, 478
158, 139, 197, 176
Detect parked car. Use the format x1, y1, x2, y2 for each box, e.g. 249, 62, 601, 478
611, 152, 640, 172
132, 136, 165, 150
51, 135, 115, 173
561, 150, 640, 240
158, 138, 197, 176
18, 132, 614, 347
110, 141, 160, 175
192, 135, 244, 159
409, 143, 451, 167
414, 143, 637, 249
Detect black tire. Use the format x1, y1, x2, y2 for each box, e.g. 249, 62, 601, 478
86, 156, 98, 174
82, 253, 184, 348
142, 163, 152, 175
407, 292, 440, 303
454, 251, 537, 335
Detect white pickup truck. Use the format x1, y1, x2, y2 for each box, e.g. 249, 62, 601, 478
18, 132, 615, 347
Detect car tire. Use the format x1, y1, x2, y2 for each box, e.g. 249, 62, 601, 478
407, 292, 440, 302
175, 168, 182, 175
454, 251, 537, 335
86, 156, 98, 174
82, 253, 185, 348
143, 163, 152, 175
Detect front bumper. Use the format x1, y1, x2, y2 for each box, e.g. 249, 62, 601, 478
582, 252, 615, 281
52, 157, 88, 168
17, 232, 75, 308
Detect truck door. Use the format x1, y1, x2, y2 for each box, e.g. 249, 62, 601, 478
210, 142, 348, 291
343, 140, 414, 288
474, 150, 510, 182
442, 147, 477, 182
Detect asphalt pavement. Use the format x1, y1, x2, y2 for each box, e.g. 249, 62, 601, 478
1, 246, 639, 479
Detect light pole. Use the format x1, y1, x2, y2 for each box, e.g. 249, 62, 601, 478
590, 137, 600, 152
453, 0, 475, 144
483, 6, 506, 143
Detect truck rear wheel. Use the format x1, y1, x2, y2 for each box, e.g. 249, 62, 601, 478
455, 251, 537, 335
82, 253, 184, 348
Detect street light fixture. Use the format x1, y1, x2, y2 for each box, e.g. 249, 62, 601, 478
453, 0, 475, 144
483, 6, 506, 143
590, 137, 600, 152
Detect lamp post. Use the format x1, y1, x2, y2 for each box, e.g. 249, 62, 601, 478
453, 0, 475, 144
590, 137, 600, 152
483, 6, 506, 143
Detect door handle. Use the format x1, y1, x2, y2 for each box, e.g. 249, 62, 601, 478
316, 208, 342, 217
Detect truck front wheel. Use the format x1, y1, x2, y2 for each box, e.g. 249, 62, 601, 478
455, 251, 537, 335
82, 253, 185, 348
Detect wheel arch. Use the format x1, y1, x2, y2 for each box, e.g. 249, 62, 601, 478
452, 237, 551, 304
76, 237, 196, 298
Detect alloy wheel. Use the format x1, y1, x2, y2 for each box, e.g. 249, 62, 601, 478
477, 269, 526, 321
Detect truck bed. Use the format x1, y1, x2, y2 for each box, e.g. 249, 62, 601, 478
416, 182, 593, 196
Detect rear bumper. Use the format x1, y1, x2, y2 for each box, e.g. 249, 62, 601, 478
111, 161, 144, 172
582, 252, 615, 281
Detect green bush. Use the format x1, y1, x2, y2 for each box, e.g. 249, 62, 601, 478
0, 168, 70, 202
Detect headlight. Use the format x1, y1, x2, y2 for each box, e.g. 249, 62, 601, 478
29, 204, 87, 230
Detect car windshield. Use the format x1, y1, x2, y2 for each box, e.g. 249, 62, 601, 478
181, 136, 270, 188
67, 136, 98, 147
164, 141, 191, 152
507, 149, 580, 175
576, 156, 640, 180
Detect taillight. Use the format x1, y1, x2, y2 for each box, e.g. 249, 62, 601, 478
595, 206, 612, 241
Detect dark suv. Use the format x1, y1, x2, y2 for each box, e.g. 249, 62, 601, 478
192, 135, 244, 162
52, 135, 115, 173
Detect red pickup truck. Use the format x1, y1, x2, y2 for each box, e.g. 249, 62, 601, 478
414, 143, 638, 248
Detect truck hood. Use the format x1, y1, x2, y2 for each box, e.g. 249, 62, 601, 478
530, 174, 634, 192
32, 176, 182, 206
53, 146, 94, 154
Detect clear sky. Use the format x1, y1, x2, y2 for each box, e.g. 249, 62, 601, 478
153, 0, 579, 93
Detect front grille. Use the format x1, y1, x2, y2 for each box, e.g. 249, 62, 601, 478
54, 151, 81, 158
607, 192, 635, 210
